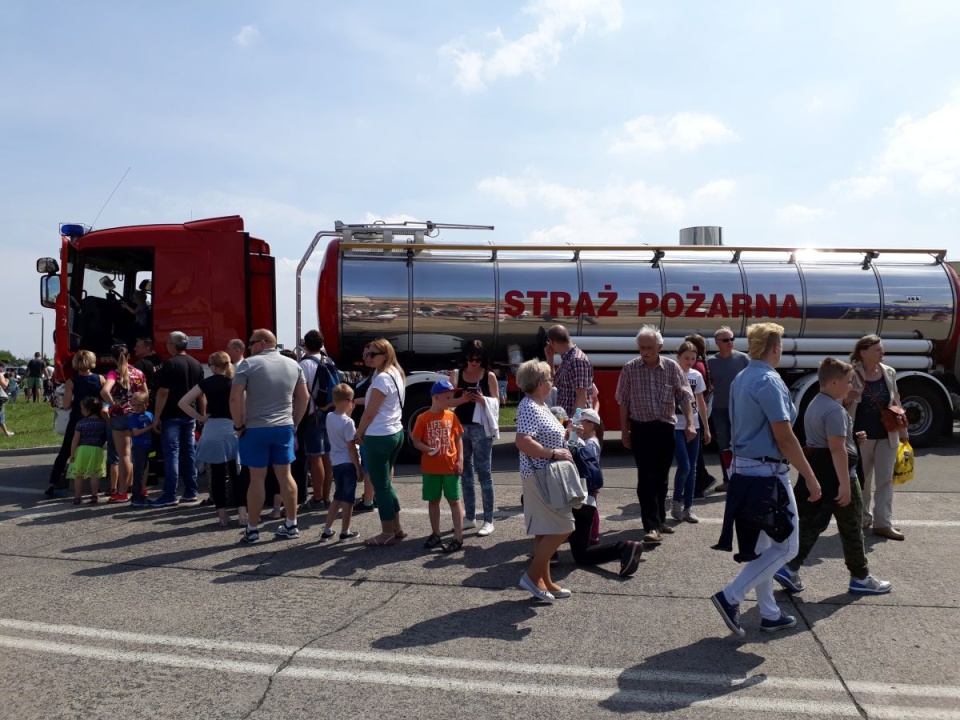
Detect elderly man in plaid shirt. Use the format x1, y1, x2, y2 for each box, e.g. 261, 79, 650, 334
616, 326, 696, 545
544, 325, 594, 417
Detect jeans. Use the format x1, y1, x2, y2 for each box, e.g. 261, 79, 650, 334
569, 505, 624, 566
160, 417, 198, 500
722, 458, 799, 621
630, 420, 676, 532
461, 424, 495, 524
672, 428, 700, 509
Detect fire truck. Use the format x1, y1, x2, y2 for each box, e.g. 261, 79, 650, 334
38, 218, 958, 448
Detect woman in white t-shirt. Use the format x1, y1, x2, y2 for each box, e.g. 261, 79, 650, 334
671, 342, 712, 524
355, 338, 407, 547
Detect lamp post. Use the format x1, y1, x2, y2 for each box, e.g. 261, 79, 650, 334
28, 312, 44, 361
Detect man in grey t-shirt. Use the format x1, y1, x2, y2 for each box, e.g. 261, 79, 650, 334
707, 326, 751, 490
231, 329, 309, 544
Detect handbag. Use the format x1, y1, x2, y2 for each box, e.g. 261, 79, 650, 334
54, 408, 71, 435
881, 405, 908, 433
0, 385, 7, 406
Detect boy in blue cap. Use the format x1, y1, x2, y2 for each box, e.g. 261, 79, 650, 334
411, 379, 465, 552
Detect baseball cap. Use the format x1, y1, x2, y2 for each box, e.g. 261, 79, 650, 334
580, 408, 602, 426
430, 379, 456, 396
549, 406, 569, 423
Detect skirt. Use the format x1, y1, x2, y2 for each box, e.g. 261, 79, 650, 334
67, 445, 106, 481
195, 418, 240, 465
521, 473, 575, 536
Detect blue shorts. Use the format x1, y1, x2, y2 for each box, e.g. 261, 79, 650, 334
332, 462, 358, 504
302, 413, 330, 456
110, 414, 131, 432
239, 425, 295, 468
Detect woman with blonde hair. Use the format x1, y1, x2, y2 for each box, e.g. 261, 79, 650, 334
847, 335, 908, 541
178, 351, 243, 526
100, 343, 147, 502
355, 338, 407, 547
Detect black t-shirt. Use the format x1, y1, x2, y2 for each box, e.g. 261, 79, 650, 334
157, 354, 204, 420
27, 358, 45, 378
199, 374, 232, 419
135, 353, 163, 405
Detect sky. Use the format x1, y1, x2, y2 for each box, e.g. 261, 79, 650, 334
3, 0, 960, 360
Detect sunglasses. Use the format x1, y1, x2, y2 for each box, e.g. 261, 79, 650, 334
362, 351, 384, 359
466, 356, 483, 363
717, 338, 735, 343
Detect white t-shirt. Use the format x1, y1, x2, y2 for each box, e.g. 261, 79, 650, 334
326, 411, 358, 466
365, 367, 405, 436
675, 368, 706, 431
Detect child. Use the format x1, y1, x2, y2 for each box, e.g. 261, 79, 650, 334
671, 341, 712, 525
412, 379, 465, 553
320, 384, 363, 541
67, 397, 107, 504
127, 391, 154, 507
774, 357, 892, 597
576, 408, 605, 544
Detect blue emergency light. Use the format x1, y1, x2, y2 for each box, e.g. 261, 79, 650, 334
60, 223, 88, 238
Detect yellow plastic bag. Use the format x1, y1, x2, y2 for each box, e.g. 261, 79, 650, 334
893, 440, 914, 485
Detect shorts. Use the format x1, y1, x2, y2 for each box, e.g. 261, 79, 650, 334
302, 414, 330, 456
24, 377, 43, 390
422, 474, 461, 502
110, 414, 131, 432
239, 425, 295, 468
332, 462, 358, 504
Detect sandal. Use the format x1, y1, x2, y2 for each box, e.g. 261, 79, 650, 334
423, 533, 443, 549
441, 538, 463, 553
394, 530, 408, 541
363, 534, 396, 547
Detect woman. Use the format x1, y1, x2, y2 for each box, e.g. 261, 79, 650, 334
178, 351, 245, 527
685, 333, 717, 496
100, 343, 147, 503
514, 359, 575, 603
451, 340, 500, 537
710, 323, 821, 637
847, 335, 908, 541
0, 371, 12, 437
355, 338, 407, 547
46, 350, 104, 497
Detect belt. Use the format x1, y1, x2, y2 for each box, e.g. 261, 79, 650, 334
748, 456, 788, 464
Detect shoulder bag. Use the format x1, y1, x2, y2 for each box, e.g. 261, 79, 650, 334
857, 370, 907, 432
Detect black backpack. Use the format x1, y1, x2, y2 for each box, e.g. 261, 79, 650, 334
306, 353, 338, 416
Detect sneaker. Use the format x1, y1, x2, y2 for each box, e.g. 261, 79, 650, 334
462, 518, 477, 530
711, 591, 745, 638
4, 431, 13, 436
319, 528, 336, 541
643, 529, 663, 544
240, 528, 260, 544
339, 530, 359, 541
353, 501, 376, 514
713, 482, 729, 493
774, 566, 805, 593
150, 496, 180, 508
659, 524, 675, 535
53, 488, 71, 499
760, 613, 797, 633
179, 495, 200, 504
130, 497, 150, 508
275, 523, 300, 539
619, 540, 641, 577
477, 522, 495, 537
849, 574, 892, 595
518, 574, 555, 603
106, 492, 129, 504
683, 508, 699, 523
670, 500, 683, 522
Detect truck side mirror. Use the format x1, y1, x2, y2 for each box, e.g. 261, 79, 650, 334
40, 274, 60, 309
37, 258, 59, 274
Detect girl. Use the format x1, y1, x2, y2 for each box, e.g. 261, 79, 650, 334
100, 343, 147, 502
67, 397, 107, 504
576, 408, 605, 544
672, 342, 712, 524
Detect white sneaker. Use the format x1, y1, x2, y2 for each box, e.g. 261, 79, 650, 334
670, 500, 683, 522
477, 522, 494, 537
4, 431, 13, 436
462, 518, 477, 530
683, 508, 699, 523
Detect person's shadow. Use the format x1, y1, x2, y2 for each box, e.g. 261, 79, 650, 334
600, 637, 765, 713
371, 599, 535, 650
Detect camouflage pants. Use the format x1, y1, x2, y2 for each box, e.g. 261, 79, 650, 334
788, 474, 868, 579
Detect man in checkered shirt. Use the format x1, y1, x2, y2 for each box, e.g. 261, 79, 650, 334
615, 325, 696, 545
544, 325, 593, 418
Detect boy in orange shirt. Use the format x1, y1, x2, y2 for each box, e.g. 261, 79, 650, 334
412, 379, 465, 553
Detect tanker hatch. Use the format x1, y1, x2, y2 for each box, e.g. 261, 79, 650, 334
680, 226, 723, 246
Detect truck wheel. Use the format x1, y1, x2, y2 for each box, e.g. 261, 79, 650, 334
399, 387, 433, 464
898, 378, 944, 448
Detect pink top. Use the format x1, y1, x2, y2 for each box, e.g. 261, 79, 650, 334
106, 367, 147, 416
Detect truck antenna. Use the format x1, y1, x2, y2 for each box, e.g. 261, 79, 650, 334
90, 166, 131, 230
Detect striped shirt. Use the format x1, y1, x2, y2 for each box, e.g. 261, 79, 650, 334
615, 355, 694, 425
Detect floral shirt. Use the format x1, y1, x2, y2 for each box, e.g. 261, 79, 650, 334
106, 367, 147, 416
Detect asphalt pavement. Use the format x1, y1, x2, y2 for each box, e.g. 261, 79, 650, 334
0, 433, 957, 720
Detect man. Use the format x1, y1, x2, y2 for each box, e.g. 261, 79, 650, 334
25, 352, 45, 403
544, 324, 593, 417
151, 331, 205, 507
231, 329, 309, 543
615, 326, 695, 545
134, 337, 164, 409
295, 330, 337, 509
707, 326, 750, 492
226, 338, 246, 366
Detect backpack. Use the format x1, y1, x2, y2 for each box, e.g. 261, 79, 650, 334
305, 353, 339, 417
571, 441, 603, 493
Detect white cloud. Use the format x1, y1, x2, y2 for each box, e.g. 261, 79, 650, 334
233, 25, 260, 48
774, 204, 829, 224
609, 112, 739, 154
692, 178, 737, 202
878, 91, 960, 194
439, 0, 623, 93
829, 175, 893, 201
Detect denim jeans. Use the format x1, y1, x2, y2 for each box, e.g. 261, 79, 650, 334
160, 417, 198, 500
672, 428, 700, 509
461, 424, 495, 524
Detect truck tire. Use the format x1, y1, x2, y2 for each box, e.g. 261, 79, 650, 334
898, 378, 944, 448
399, 386, 433, 464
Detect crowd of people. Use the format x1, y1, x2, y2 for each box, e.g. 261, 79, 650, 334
39, 323, 907, 635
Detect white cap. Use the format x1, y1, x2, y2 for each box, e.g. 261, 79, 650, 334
579, 408, 601, 426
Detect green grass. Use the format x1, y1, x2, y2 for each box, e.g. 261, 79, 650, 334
0, 400, 61, 449
499, 400, 517, 427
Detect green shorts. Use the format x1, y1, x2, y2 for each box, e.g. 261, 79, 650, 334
422, 474, 461, 502
24, 377, 44, 390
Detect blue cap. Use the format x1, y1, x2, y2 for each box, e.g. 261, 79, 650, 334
430, 379, 456, 396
